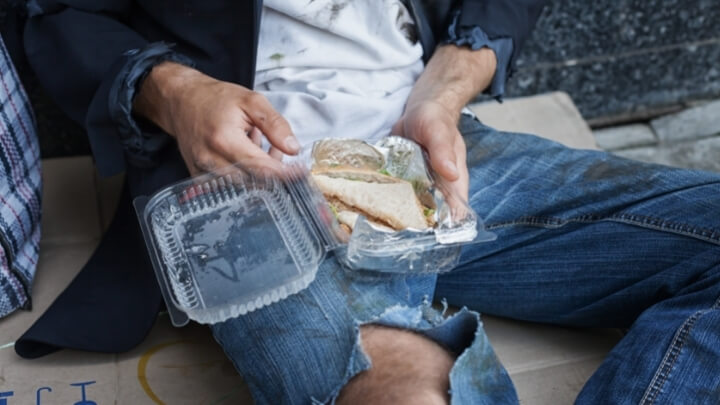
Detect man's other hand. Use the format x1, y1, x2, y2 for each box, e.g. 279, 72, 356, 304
392, 101, 469, 203
392, 45, 497, 204
134, 62, 300, 176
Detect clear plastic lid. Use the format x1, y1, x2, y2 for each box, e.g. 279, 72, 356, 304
135, 168, 331, 326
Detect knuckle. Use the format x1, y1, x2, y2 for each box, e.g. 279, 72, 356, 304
205, 130, 226, 150
246, 92, 267, 108
203, 132, 225, 151
193, 156, 216, 172
266, 112, 286, 130
253, 112, 268, 124
420, 130, 437, 144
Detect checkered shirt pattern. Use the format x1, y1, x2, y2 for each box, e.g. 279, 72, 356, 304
0, 35, 41, 318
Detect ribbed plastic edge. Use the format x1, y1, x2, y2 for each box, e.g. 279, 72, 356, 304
185, 270, 317, 324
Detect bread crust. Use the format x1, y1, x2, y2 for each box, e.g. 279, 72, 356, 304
311, 168, 402, 184
312, 172, 429, 230
327, 196, 398, 230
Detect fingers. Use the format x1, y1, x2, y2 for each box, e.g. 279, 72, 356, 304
207, 128, 285, 175
268, 146, 284, 161
391, 117, 405, 136
439, 138, 470, 221
249, 127, 263, 147
250, 126, 283, 161
446, 135, 468, 196
454, 135, 469, 201
243, 93, 300, 155
229, 138, 285, 174
184, 151, 234, 177
415, 121, 460, 182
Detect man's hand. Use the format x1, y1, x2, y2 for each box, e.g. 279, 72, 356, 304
134, 62, 299, 176
393, 45, 497, 203
392, 100, 469, 202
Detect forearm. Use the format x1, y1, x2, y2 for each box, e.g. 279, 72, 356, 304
407, 45, 497, 119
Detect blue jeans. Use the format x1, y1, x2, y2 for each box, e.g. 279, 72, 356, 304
212, 115, 720, 404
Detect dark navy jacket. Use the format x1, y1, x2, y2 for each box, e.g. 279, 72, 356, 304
16, 0, 547, 358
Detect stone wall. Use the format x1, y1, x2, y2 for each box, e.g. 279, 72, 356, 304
505, 0, 720, 126
594, 100, 720, 172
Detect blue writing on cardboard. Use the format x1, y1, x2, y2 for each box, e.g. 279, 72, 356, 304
36, 387, 51, 405
0, 391, 14, 405
70, 381, 97, 405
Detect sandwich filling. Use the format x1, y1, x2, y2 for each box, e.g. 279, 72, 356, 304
311, 169, 435, 232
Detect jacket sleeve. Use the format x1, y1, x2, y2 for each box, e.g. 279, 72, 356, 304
23, 1, 192, 176
441, 0, 549, 99
455, 0, 549, 67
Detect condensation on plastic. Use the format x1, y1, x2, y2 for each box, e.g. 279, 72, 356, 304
138, 167, 333, 325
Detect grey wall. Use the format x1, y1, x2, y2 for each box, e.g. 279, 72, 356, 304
504, 0, 720, 125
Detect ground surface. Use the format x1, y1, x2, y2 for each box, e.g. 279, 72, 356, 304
593, 100, 720, 173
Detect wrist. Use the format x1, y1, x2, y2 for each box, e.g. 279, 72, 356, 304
466, 47, 498, 90
133, 61, 202, 135
407, 45, 497, 119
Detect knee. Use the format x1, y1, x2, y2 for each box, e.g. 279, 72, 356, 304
336, 325, 455, 405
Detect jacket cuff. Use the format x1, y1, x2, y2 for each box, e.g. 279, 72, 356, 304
108, 42, 195, 168
443, 10, 513, 101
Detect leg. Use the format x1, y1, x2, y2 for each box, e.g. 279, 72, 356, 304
336, 325, 454, 405
212, 253, 517, 404
437, 115, 720, 403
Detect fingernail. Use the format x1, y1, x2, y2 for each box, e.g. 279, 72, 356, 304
285, 137, 300, 152
443, 160, 458, 177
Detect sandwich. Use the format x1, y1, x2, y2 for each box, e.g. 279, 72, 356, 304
311, 168, 436, 233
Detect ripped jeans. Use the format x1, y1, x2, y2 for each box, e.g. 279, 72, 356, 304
211, 115, 720, 404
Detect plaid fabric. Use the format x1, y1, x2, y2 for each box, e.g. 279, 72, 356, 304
0, 35, 41, 318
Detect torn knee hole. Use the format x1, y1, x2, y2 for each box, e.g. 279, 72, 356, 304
336, 324, 455, 405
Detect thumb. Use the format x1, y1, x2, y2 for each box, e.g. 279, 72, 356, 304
391, 116, 405, 136
417, 122, 460, 182
244, 93, 300, 155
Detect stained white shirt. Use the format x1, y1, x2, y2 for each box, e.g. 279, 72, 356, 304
255, 0, 424, 148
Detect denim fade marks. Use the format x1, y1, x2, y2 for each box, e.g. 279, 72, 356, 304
459, 116, 720, 252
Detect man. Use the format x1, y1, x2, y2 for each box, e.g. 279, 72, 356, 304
17, 0, 720, 403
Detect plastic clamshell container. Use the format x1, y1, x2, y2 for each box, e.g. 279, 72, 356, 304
136, 169, 329, 326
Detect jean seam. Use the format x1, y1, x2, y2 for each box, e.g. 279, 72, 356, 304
485, 213, 720, 246
639, 295, 720, 405
211, 327, 273, 405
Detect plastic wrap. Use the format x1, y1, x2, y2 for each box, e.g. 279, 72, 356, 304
306, 136, 495, 273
